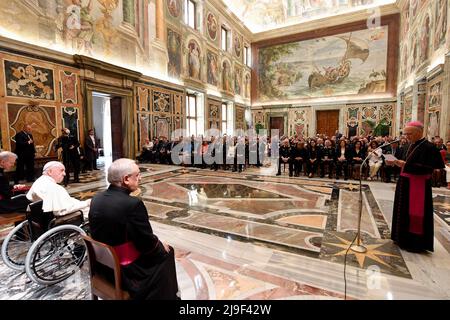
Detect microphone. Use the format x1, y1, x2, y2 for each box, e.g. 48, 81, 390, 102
379, 139, 401, 148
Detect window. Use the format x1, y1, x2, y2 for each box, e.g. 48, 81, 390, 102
185, 0, 196, 29
186, 92, 204, 137
221, 102, 234, 135
221, 102, 227, 135
244, 45, 251, 67
186, 94, 197, 137
221, 27, 228, 51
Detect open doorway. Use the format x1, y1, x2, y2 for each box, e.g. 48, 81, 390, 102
91, 92, 125, 169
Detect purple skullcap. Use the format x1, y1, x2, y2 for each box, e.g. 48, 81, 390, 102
405, 121, 424, 129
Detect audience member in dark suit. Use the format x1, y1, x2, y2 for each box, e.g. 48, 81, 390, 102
55, 128, 81, 186
276, 139, 291, 176
89, 158, 179, 300
290, 141, 308, 177
321, 139, 335, 178
84, 128, 99, 170
14, 124, 36, 184
307, 139, 321, 178
349, 140, 366, 179
0, 151, 31, 214
335, 140, 350, 180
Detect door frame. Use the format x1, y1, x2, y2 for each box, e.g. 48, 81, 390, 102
315, 109, 340, 138
266, 112, 287, 137
83, 82, 134, 159
311, 106, 343, 136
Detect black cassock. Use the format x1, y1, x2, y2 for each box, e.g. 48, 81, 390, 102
391, 138, 445, 252
89, 185, 179, 300
0, 168, 30, 214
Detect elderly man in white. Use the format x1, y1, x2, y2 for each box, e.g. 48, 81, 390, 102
26, 161, 90, 217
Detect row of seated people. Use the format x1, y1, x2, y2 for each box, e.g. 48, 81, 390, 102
0, 151, 179, 300
276, 138, 402, 181
136, 133, 450, 186
137, 136, 267, 172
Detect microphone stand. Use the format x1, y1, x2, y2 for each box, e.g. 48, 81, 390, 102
350, 140, 399, 253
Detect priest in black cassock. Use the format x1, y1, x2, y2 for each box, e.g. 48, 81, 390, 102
388, 121, 445, 252
0, 151, 30, 214
89, 158, 179, 300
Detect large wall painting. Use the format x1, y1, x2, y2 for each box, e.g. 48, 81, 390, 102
4, 60, 55, 100
207, 50, 219, 86
257, 26, 389, 101
167, 0, 181, 18
434, 0, 447, 50
167, 29, 182, 78
187, 40, 201, 81
206, 12, 218, 41
8, 104, 57, 157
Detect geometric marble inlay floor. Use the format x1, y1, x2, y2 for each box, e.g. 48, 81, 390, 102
1, 164, 450, 300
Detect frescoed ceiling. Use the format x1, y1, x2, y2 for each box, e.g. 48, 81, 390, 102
222, 0, 397, 33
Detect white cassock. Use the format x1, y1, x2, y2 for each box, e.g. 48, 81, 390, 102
26, 175, 90, 217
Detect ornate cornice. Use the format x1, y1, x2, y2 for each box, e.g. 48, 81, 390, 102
73, 55, 142, 81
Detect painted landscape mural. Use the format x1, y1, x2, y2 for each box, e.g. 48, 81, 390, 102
258, 26, 388, 101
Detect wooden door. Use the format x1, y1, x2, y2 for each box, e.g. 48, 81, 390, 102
110, 97, 123, 161
316, 110, 339, 137
270, 117, 284, 137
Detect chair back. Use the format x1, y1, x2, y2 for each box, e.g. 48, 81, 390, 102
81, 235, 130, 300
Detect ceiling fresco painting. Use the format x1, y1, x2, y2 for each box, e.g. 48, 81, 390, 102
224, 0, 396, 33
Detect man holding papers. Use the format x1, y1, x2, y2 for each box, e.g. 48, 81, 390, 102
387, 122, 445, 252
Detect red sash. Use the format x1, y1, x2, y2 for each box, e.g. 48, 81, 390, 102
400, 172, 431, 235
113, 241, 141, 266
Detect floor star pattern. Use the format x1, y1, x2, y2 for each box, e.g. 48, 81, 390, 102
325, 235, 400, 268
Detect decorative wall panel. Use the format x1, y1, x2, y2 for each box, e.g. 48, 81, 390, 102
4, 60, 55, 100
235, 105, 245, 131
288, 108, 309, 137
206, 99, 221, 130
426, 77, 442, 139
60, 71, 78, 104
8, 104, 57, 157
62, 106, 80, 141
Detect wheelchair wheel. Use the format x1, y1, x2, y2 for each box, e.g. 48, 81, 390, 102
25, 225, 87, 286
1, 220, 33, 271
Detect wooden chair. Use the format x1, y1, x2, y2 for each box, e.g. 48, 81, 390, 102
82, 235, 130, 300
0, 194, 27, 227
0, 212, 26, 226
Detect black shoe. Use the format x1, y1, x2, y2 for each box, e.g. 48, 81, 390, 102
276, 172, 281, 176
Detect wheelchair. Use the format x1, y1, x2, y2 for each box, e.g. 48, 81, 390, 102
1, 196, 88, 286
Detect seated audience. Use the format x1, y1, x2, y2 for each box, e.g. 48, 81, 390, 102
0, 151, 31, 214
335, 140, 350, 180
307, 139, 321, 178
290, 141, 308, 177
276, 138, 291, 176
367, 140, 383, 180
89, 158, 179, 300
350, 140, 366, 179
320, 139, 335, 178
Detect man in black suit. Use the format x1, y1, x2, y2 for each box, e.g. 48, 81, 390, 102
89, 158, 179, 300
55, 128, 81, 186
0, 151, 31, 214
84, 128, 99, 171
14, 124, 36, 184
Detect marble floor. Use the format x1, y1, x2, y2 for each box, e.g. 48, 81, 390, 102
1, 163, 450, 300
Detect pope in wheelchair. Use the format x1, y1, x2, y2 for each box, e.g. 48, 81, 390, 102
26, 161, 91, 221
1, 161, 92, 285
